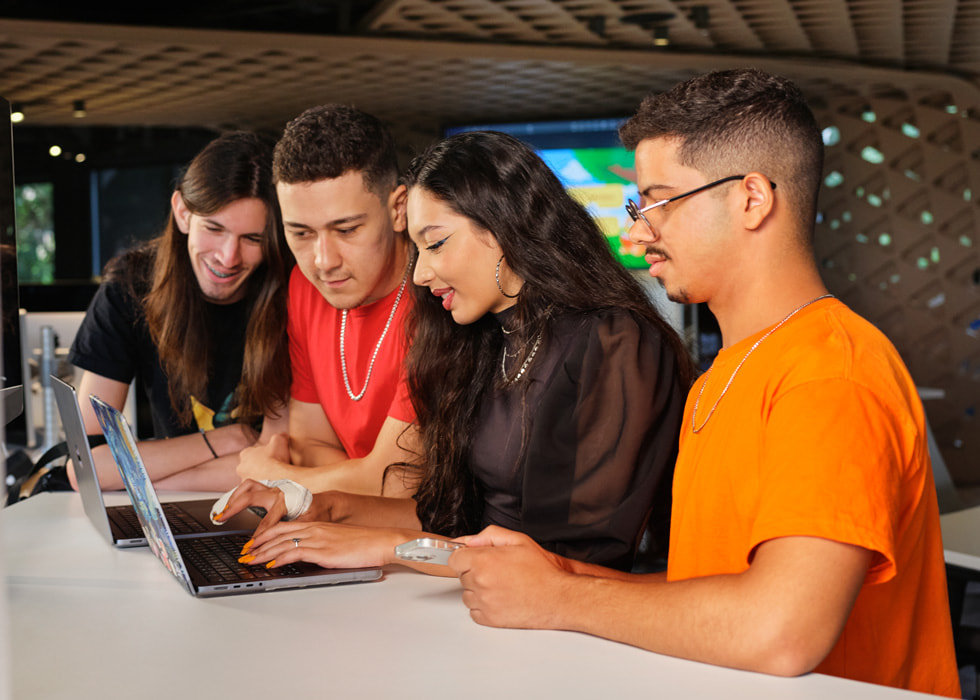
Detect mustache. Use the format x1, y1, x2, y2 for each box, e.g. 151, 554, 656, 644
644, 246, 670, 260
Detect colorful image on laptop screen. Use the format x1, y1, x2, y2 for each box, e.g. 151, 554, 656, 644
90, 395, 193, 592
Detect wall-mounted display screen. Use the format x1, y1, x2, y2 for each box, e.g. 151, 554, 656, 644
0, 96, 25, 439
444, 118, 647, 269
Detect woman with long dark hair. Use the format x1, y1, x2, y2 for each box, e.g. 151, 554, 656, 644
69, 131, 293, 491
220, 131, 692, 572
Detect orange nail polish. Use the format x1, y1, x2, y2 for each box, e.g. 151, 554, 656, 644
266, 559, 277, 569
240, 539, 254, 555
238, 554, 255, 564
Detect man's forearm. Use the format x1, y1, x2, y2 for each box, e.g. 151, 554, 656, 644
153, 454, 241, 492
290, 440, 347, 470
456, 534, 867, 678
88, 430, 229, 490
545, 568, 832, 677
596, 540, 867, 677
310, 490, 420, 529
562, 556, 661, 582
287, 458, 388, 496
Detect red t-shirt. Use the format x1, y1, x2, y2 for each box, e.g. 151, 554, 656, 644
669, 298, 959, 697
288, 266, 414, 459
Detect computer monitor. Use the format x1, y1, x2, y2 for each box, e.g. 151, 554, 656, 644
0, 97, 24, 433
444, 117, 647, 269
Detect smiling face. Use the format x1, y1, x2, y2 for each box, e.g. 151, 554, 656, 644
628, 137, 736, 305
173, 192, 268, 305
408, 187, 520, 325
277, 171, 407, 310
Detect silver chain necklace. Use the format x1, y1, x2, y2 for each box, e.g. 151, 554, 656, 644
501, 331, 543, 384
691, 294, 834, 433
339, 267, 409, 401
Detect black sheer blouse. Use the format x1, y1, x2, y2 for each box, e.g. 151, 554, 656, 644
469, 307, 686, 571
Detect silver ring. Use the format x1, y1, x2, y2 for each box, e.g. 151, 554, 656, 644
292, 537, 301, 548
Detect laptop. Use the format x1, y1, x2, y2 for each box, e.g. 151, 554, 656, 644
89, 393, 383, 597
1, 384, 23, 424
52, 375, 262, 547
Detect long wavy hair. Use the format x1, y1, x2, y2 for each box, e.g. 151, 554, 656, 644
143, 131, 292, 426
402, 130, 694, 536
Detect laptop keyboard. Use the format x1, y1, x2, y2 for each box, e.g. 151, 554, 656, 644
178, 534, 311, 584
110, 502, 204, 537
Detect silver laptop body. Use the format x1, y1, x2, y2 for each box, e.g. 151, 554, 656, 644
52, 375, 260, 547
89, 393, 383, 597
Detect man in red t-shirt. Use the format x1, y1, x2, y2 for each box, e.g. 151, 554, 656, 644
236, 105, 417, 496
448, 70, 960, 697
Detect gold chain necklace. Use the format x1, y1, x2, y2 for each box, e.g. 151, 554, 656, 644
691, 294, 834, 433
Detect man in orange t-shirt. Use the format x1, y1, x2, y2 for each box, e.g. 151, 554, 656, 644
449, 69, 960, 697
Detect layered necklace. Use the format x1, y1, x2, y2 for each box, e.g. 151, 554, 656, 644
500, 311, 547, 384
339, 266, 409, 401
691, 294, 834, 433
501, 331, 543, 384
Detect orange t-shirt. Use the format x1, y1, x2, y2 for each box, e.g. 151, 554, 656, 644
668, 298, 959, 697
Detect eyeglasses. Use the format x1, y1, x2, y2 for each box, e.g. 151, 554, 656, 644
626, 175, 776, 231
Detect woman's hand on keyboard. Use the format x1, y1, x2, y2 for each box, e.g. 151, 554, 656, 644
238, 521, 414, 570
212, 479, 295, 534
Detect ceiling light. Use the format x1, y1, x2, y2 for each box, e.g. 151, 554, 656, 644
73, 100, 86, 118
620, 11, 674, 47
49, 145, 62, 158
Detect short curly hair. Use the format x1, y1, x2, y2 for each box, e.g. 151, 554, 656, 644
273, 104, 399, 196
621, 68, 823, 233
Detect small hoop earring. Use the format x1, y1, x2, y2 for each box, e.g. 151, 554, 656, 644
496, 255, 520, 299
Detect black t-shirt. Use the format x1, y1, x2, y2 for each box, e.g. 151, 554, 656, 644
69, 249, 248, 439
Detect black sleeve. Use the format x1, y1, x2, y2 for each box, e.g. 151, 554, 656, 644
519, 311, 685, 571
68, 278, 144, 385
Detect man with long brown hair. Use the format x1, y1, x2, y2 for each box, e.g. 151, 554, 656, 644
68, 131, 293, 491
235, 105, 418, 496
